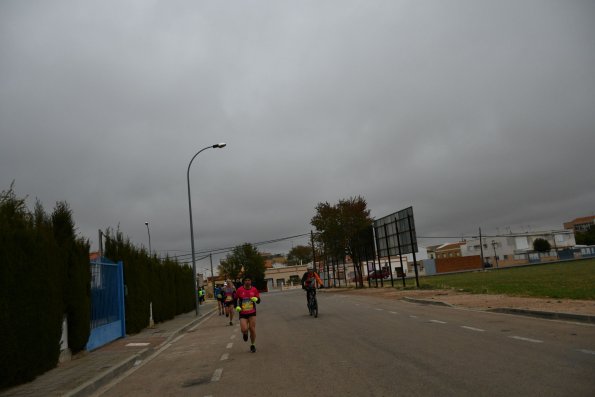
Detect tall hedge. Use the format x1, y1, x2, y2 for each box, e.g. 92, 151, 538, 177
104, 229, 194, 334
0, 187, 91, 390
52, 202, 91, 354
0, 191, 62, 388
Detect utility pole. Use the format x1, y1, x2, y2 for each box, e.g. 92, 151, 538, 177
479, 227, 485, 268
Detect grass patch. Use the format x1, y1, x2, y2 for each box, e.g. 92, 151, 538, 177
396, 259, 595, 300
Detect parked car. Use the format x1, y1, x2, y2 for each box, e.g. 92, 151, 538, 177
367, 268, 391, 280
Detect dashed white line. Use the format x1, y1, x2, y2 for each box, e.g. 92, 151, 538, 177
375, 308, 384, 311
409, 315, 418, 318
429, 320, 447, 324
509, 336, 543, 343
226, 342, 233, 349
230, 334, 236, 339
211, 368, 223, 382
389, 311, 398, 315
461, 326, 485, 332
578, 349, 595, 355
220, 353, 229, 361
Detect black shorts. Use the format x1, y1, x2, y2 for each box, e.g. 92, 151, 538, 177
239, 313, 256, 319
224, 301, 235, 307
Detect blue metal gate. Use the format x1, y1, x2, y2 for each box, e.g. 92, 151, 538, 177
86, 258, 126, 351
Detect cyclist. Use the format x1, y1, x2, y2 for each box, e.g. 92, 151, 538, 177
301, 267, 323, 308
222, 280, 237, 326
235, 275, 261, 353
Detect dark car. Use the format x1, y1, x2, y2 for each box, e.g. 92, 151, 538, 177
367, 268, 390, 280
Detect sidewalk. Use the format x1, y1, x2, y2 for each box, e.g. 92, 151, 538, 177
0, 301, 217, 397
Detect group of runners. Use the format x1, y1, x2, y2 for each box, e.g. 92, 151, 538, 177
211, 268, 323, 354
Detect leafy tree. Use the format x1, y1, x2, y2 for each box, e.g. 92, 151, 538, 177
575, 225, 595, 245
533, 238, 551, 252
311, 196, 373, 287
287, 245, 312, 266
222, 243, 266, 288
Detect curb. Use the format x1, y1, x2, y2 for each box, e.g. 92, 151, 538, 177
402, 297, 453, 307
401, 297, 594, 324
487, 308, 595, 324
65, 305, 216, 397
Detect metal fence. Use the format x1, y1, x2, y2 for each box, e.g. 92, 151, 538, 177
86, 258, 125, 351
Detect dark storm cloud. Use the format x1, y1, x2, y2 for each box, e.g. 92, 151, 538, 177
1, 1, 594, 265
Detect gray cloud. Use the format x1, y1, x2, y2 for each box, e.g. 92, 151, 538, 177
2, 1, 594, 267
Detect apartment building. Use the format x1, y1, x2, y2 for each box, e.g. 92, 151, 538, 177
564, 215, 595, 233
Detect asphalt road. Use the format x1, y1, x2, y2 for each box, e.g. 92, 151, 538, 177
94, 289, 595, 397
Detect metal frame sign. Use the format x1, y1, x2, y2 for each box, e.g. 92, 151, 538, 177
373, 206, 417, 256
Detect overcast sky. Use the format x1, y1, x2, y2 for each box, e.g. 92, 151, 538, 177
1, 1, 594, 269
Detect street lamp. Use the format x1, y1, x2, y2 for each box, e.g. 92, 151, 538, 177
144, 221, 152, 256
187, 143, 227, 316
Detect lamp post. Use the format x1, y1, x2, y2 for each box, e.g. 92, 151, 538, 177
187, 143, 227, 316
144, 221, 152, 256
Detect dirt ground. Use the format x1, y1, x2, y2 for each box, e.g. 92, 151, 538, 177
329, 287, 595, 316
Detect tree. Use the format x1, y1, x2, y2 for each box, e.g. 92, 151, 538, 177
221, 243, 266, 288
310, 196, 373, 287
575, 226, 595, 245
287, 245, 312, 266
533, 238, 551, 252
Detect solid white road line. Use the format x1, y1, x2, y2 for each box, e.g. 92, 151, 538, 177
220, 353, 229, 361
211, 368, 223, 382
509, 336, 543, 343
461, 326, 485, 332
226, 342, 233, 349
578, 349, 595, 355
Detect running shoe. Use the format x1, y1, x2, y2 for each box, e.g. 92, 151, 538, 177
250, 344, 256, 353
243, 332, 248, 342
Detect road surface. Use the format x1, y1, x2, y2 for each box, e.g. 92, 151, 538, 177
94, 289, 595, 397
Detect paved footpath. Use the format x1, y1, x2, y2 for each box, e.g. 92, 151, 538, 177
0, 301, 217, 397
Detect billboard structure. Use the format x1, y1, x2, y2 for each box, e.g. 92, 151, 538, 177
373, 206, 420, 287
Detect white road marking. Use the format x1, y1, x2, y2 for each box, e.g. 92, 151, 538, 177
389, 311, 398, 314
409, 315, 418, 318
126, 342, 150, 347
220, 353, 229, 361
429, 320, 447, 324
230, 334, 236, 339
375, 308, 384, 311
461, 326, 485, 332
211, 368, 223, 382
509, 336, 543, 343
226, 343, 233, 349
578, 349, 595, 355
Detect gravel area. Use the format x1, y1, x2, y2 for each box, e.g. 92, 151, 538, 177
329, 287, 595, 315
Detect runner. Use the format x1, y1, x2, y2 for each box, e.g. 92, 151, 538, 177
235, 275, 261, 353
222, 280, 237, 325
214, 284, 224, 315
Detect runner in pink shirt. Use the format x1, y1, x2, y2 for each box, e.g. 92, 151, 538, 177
235, 275, 261, 352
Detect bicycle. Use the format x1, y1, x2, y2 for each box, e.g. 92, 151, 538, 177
306, 287, 318, 318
